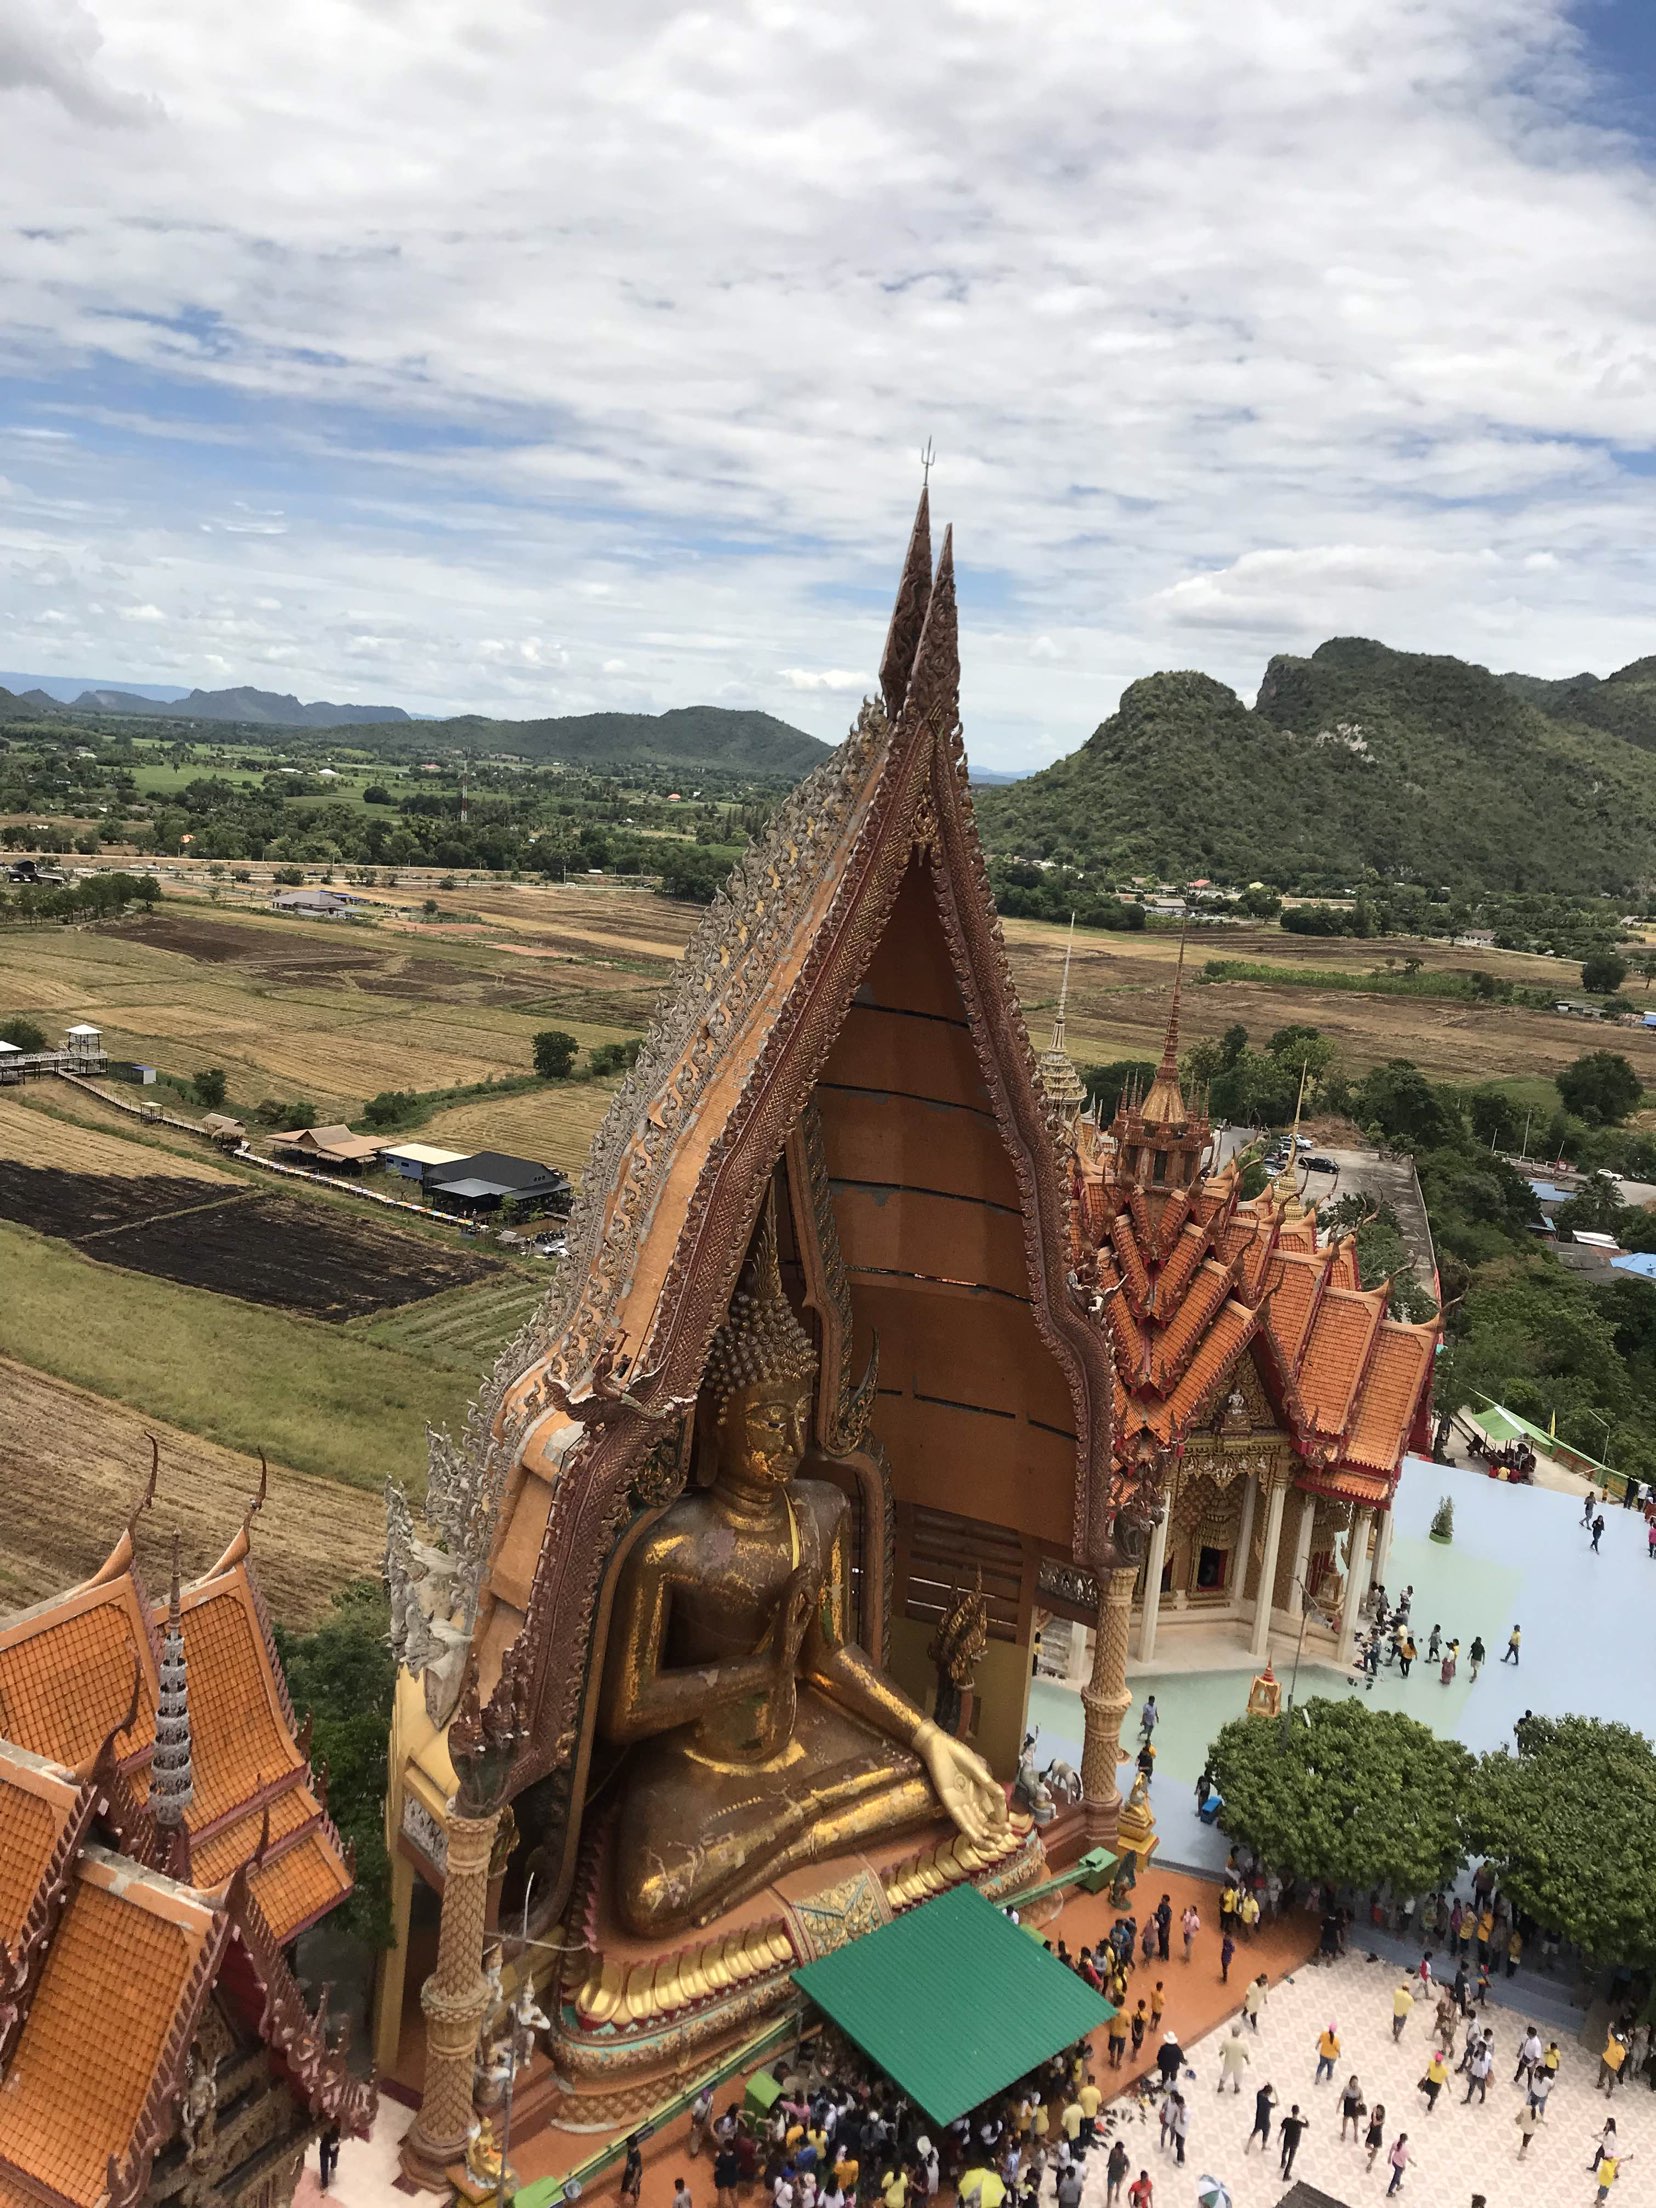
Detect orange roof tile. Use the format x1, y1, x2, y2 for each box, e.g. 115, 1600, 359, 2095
0, 1579, 156, 1775
0, 1850, 217, 2207
1163, 1302, 1256, 1432
1262, 1252, 1322, 1364
0, 1748, 82, 1946
1148, 1262, 1235, 1391
1298, 1290, 1385, 1436
1344, 1326, 1435, 1472
249, 1827, 353, 1942
1154, 1222, 1214, 1314
169, 1572, 303, 1833
1108, 1216, 1150, 1306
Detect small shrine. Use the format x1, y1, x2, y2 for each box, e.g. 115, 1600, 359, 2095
1053, 942, 1439, 1668
381, 492, 1165, 2162
0, 1473, 373, 2208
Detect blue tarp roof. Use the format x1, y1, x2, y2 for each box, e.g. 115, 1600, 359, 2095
1526, 1180, 1572, 1205
1612, 1252, 1656, 1280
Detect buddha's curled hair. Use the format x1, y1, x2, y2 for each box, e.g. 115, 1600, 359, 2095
704, 1191, 817, 1419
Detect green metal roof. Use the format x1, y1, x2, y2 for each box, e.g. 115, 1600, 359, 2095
792, 1883, 1114, 2126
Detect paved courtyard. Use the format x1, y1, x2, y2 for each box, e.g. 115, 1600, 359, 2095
1031, 1457, 1654, 1877
1080, 1950, 1648, 2208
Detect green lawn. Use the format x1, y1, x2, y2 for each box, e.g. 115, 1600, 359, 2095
0, 1218, 478, 1492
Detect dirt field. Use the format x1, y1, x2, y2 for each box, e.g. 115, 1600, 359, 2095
0, 1356, 383, 1626
0, 1094, 235, 1181
0, 1161, 500, 1317
997, 920, 1656, 1091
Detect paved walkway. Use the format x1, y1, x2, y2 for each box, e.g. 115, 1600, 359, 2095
1079, 1949, 1648, 2207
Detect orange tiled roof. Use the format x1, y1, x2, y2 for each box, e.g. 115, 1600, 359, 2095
0, 1745, 84, 1945
249, 1827, 353, 1938
168, 1567, 303, 1830
1345, 1325, 1437, 1472
1298, 1288, 1385, 1438
0, 1571, 157, 1776
0, 1849, 218, 2208
1162, 1301, 1257, 1432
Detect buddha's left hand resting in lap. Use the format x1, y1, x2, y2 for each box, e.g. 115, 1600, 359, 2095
600, 1220, 1008, 1937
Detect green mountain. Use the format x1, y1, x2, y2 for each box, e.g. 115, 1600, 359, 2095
1503, 656, 1656, 752
975, 638, 1656, 896
354, 705, 829, 775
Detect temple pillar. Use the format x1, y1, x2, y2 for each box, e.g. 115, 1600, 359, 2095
1135, 1512, 1171, 1664
1249, 1478, 1287, 1661
1288, 1487, 1315, 1612
1235, 1476, 1257, 1620
1336, 1505, 1376, 1665
1080, 1566, 1139, 1829
400, 1806, 501, 2190
1372, 1502, 1396, 1589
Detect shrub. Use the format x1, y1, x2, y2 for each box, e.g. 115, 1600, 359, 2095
532, 1029, 580, 1081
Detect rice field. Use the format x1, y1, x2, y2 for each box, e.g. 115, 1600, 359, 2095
360, 1271, 549, 1364
0, 1094, 232, 1181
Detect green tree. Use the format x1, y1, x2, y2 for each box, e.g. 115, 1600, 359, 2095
1356, 1060, 1460, 1149
362, 1088, 421, 1130
532, 1028, 580, 1080
1581, 951, 1628, 995
588, 1038, 643, 1077
1267, 1024, 1337, 1083
190, 1068, 228, 1110
1554, 1173, 1631, 1239
1556, 1051, 1642, 1127
0, 1015, 46, 1053
1081, 1060, 1158, 1118
1468, 1717, 1656, 1969
1207, 1698, 1471, 1895
1468, 1087, 1521, 1150
273, 1580, 395, 1947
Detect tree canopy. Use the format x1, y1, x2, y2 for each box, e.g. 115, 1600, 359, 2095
1580, 951, 1629, 995
1207, 1697, 1472, 1897
1468, 1717, 1656, 1970
1556, 1050, 1642, 1127
272, 1579, 396, 1946
532, 1027, 579, 1080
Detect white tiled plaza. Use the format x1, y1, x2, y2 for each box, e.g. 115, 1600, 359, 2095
1080, 1951, 1646, 2207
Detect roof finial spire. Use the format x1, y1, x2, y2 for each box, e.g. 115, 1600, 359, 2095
1272, 1061, 1311, 1218
1050, 912, 1076, 1055
1159, 920, 1188, 1078
151, 1533, 195, 1862
920, 437, 936, 490
1137, 923, 1190, 1128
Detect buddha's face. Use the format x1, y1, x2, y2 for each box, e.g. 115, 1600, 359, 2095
717, 1377, 810, 1488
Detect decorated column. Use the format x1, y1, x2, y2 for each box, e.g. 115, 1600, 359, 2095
1372, 1502, 1396, 1588
401, 1658, 527, 2192
1135, 1509, 1171, 1664
1249, 1477, 1288, 1661
1079, 1566, 1139, 1817
1336, 1504, 1376, 1665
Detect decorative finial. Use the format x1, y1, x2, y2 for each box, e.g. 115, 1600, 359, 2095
127, 1435, 160, 1536
245, 1448, 268, 1530
1158, 921, 1188, 1077
152, 1533, 195, 1840
1051, 912, 1076, 1055
920, 437, 935, 489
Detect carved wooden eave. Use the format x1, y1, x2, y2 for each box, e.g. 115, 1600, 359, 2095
458, 491, 1114, 1847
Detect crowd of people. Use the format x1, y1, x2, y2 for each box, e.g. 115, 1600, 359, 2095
1345, 1578, 1524, 1690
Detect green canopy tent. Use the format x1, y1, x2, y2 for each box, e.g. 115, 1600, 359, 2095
792, 1883, 1115, 2126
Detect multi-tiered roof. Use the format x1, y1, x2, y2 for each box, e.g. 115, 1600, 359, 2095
0, 1501, 371, 2208
1062, 954, 1437, 1506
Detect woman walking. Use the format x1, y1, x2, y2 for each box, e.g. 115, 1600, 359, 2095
1364, 2104, 1386, 2170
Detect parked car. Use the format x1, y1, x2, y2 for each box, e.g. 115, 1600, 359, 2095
1303, 1154, 1338, 1173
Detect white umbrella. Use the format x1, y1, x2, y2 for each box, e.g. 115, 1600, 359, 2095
1194, 2181, 1231, 2208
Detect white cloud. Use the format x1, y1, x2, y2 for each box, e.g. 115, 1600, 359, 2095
2, 1, 1656, 761
779, 668, 869, 693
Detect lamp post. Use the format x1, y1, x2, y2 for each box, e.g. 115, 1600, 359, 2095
1278, 1573, 1332, 1746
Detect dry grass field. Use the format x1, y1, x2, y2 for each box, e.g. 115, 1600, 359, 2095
0, 1356, 383, 1625
997, 919, 1656, 1095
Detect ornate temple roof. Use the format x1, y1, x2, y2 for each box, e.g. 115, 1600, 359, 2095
397, 490, 1121, 1914
1064, 969, 1437, 1504
0, 1523, 350, 1943
0, 1499, 368, 2208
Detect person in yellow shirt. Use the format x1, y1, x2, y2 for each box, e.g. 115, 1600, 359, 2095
1239, 1890, 1261, 1939
1030, 2103, 1050, 2145
1078, 2077, 1103, 2141
1061, 2099, 1084, 2145
1421, 2048, 1449, 2111
1149, 1982, 1166, 2033
1595, 2148, 1632, 2201
1391, 1982, 1414, 2040
881, 2170, 908, 2208
1599, 2031, 1629, 2093
832, 2155, 859, 2196
1314, 2023, 1341, 2084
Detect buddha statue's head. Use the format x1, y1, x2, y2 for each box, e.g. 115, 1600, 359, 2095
704, 1206, 817, 1489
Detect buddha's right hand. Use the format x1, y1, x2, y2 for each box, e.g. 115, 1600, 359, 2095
765, 1565, 816, 1672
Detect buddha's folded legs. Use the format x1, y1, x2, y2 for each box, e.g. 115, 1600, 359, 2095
614, 1693, 937, 1935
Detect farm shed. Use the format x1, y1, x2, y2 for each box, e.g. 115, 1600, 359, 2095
270, 1123, 383, 1169
379, 1140, 468, 1182
425, 1149, 570, 1215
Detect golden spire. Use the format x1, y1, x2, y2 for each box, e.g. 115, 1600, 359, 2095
1038, 913, 1087, 1119
1272, 1062, 1310, 1219
1139, 923, 1189, 1127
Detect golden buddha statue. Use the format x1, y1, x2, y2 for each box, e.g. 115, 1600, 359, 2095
600, 1217, 1008, 1937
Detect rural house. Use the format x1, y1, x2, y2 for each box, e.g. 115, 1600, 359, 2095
424, 1149, 570, 1215
270, 1123, 384, 1169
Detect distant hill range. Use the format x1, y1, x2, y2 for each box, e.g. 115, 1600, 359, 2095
0, 680, 830, 775
975, 637, 1656, 898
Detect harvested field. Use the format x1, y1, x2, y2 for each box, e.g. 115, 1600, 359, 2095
0, 1166, 500, 1317
998, 919, 1656, 1090
420, 1078, 622, 1180
0, 1095, 232, 1182
0, 1356, 383, 1626
361, 1271, 548, 1364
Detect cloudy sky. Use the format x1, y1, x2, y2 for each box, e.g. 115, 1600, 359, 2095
3, 0, 1656, 768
